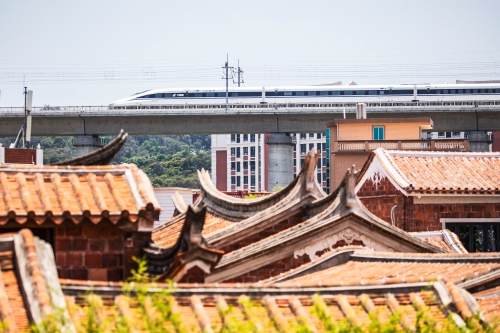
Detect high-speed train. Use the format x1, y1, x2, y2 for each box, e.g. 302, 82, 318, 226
109, 83, 500, 109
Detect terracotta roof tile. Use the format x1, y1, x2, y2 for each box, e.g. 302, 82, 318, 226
411, 230, 468, 253
0, 164, 160, 225
276, 250, 500, 288
61, 279, 490, 331
359, 149, 500, 194
152, 212, 234, 248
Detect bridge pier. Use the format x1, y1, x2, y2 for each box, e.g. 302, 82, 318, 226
73, 135, 104, 157
468, 131, 492, 152
266, 133, 295, 191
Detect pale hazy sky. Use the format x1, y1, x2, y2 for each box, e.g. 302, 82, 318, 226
1, 0, 499, 106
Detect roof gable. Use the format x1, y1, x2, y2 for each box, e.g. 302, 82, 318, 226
356, 148, 500, 195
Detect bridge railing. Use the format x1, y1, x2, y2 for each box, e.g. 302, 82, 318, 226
334, 139, 470, 152
1, 100, 500, 115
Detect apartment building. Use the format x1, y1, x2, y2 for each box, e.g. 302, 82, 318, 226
211, 133, 329, 193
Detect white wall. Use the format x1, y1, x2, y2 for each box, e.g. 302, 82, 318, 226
153, 187, 193, 228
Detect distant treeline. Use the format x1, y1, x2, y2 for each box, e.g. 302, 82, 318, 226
0, 135, 211, 189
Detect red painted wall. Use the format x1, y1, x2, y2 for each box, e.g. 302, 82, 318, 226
215, 150, 227, 191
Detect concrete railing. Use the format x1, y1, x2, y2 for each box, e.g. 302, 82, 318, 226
0, 100, 500, 117
334, 139, 470, 152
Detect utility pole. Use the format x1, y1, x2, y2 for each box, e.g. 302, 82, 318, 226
221, 54, 234, 111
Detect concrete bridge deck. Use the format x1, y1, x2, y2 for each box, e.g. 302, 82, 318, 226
1, 100, 499, 136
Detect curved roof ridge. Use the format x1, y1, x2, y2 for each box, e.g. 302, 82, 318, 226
196, 150, 325, 218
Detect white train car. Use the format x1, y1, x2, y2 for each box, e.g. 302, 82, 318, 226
110, 84, 500, 109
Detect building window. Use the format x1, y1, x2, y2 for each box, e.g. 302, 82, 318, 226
243, 134, 248, 141
243, 161, 248, 170
250, 161, 255, 171
250, 146, 255, 157
452, 132, 461, 137
293, 159, 296, 166
250, 134, 255, 142
309, 143, 314, 151
301, 158, 305, 167
236, 135, 240, 143
317, 143, 321, 152
373, 126, 385, 140
243, 176, 248, 185
231, 176, 236, 185
236, 162, 240, 172
317, 133, 322, 139
243, 147, 248, 155
236, 147, 240, 158
231, 162, 236, 171
438, 132, 445, 138
231, 148, 235, 156
251, 175, 255, 186
317, 158, 321, 169
258, 146, 261, 154
317, 173, 321, 183
322, 143, 326, 151
309, 133, 314, 138
300, 144, 306, 154
231, 134, 236, 142
446, 222, 500, 252
237, 176, 240, 186
293, 144, 296, 152
300, 133, 306, 140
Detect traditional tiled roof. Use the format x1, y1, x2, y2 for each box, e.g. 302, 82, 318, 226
357, 148, 500, 195
144, 205, 224, 281
60, 278, 492, 331
267, 248, 500, 287
152, 150, 326, 249
0, 163, 160, 226
411, 230, 469, 253
53, 130, 128, 166
0, 230, 75, 332
207, 167, 446, 283
474, 286, 500, 323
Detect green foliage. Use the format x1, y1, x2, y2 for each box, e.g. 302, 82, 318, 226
127, 256, 151, 284
0, 134, 211, 188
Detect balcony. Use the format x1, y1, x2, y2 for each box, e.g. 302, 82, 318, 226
333, 139, 470, 153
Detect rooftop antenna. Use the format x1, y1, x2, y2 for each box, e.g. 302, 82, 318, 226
221, 54, 234, 111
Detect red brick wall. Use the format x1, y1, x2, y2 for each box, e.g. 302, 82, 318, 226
215, 150, 227, 191
55, 226, 151, 281
218, 214, 303, 253
492, 132, 500, 152
222, 241, 362, 282
357, 176, 500, 232
412, 203, 500, 232
4, 148, 36, 164
358, 177, 402, 227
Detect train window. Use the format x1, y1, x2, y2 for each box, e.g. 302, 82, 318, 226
450, 90, 456, 94
488, 89, 494, 93
480, 89, 485, 93
231, 92, 238, 97
379, 91, 384, 95
307, 91, 317, 96
435, 90, 441, 94
443, 90, 449, 94
344, 91, 353, 95
296, 91, 304, 96
369, 90, 377, 95
332, 91, 340, 95
496, 89, 500, 93
207, 92, 215, 97
194, 93, 202, 97
284, 92, 292, 96
458, 90, 463, 94
217, 92, 225, 97
466, 89, 471, 94
473, 89, 478, 93
319, 91, 328, 95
